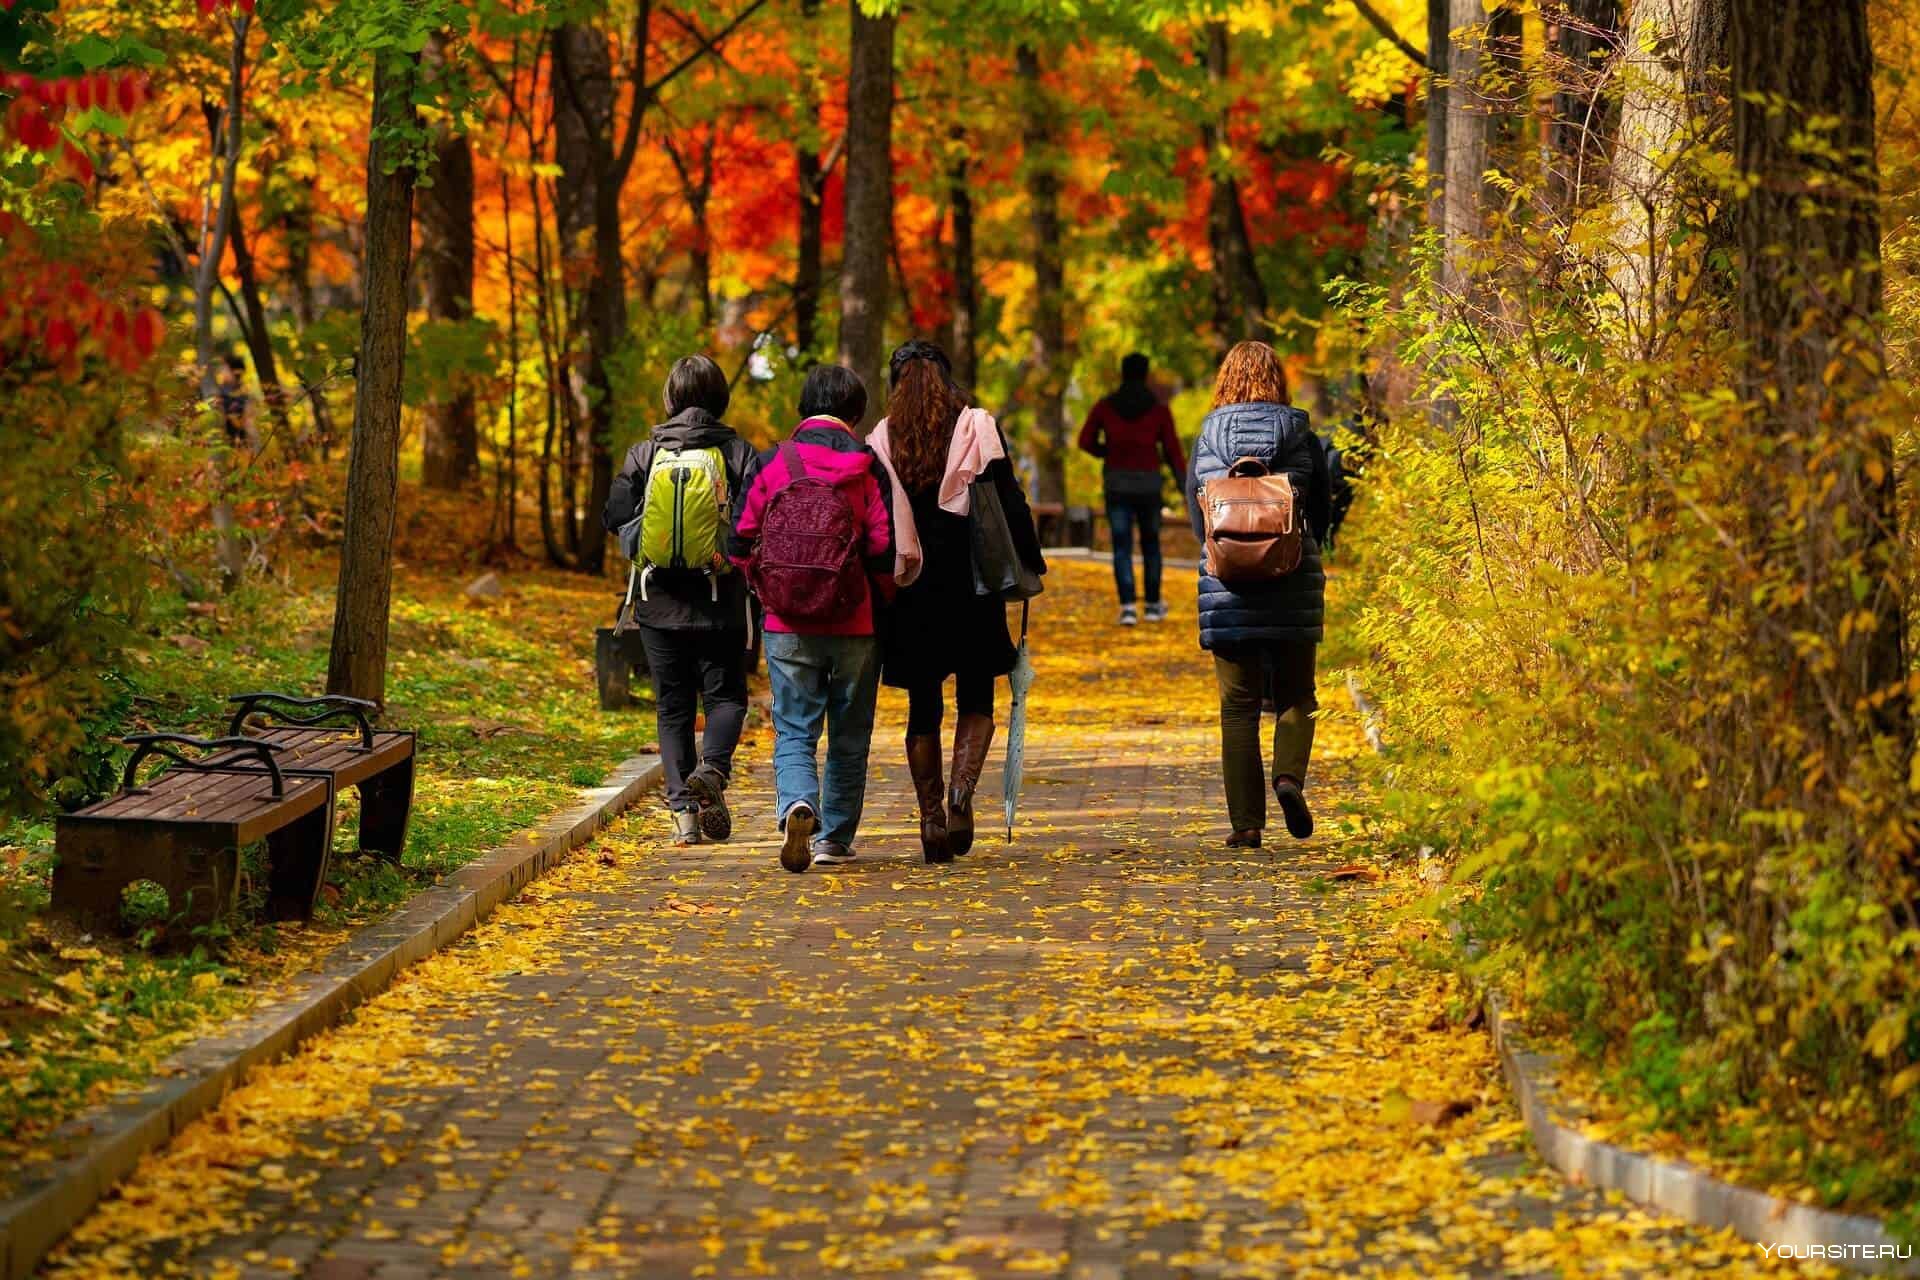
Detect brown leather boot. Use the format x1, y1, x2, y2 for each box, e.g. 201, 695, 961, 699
906, 734, 952, 864
946, 713, 995, 857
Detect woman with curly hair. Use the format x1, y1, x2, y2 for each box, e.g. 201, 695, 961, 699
1185, 341, 1329, 848
870, 340, 1046, 863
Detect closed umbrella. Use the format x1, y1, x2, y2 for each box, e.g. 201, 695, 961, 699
1003, 603, 1034, 842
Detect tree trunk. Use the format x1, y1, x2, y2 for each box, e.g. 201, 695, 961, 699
1440, 0, 1491, 294
419, 32, 479, 491
283, 189, 339, 456
838, 0, 894, 426
1730, 0, 1907, 804
1426, 0, 1449, 239
225, 198, 298, 456
794, 0, 825, 355
1018, 44, 1067, 510
196, 14, 249, 588
1202, 23, 1270, 350
326, 52, 421, 705
947, 125, 977, 391
1547, 0, 1621, 212
1605, 0, 1729, 322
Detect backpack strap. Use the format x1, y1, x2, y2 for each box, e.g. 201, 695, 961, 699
1227, 456, 1270, 478
781, 442, 807, 484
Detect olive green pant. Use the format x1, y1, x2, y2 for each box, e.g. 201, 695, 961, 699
1212, 641, 1318, 834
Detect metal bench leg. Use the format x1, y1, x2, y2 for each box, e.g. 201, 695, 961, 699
358, 756, 415, 863
52, 826, 239, 934
265, 799, 336, 922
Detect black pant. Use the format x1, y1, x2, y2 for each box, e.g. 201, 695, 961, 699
905, 671, 995, 736
636, 626, 749, 811
1213, 640, 1318, 833
1106, 493, 1163, 606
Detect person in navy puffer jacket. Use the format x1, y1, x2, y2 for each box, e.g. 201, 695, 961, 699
1183, 341, 1329, 849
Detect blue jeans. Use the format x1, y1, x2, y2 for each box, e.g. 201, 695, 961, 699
1107, 494, 1163, 606
763, 632, 881, 850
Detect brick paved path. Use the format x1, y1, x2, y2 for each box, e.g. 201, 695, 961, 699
43, 566, 1799, 1279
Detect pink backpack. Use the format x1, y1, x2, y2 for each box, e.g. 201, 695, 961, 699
749, 444, 866, 623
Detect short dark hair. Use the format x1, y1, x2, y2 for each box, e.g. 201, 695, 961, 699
1121, 352, 1149, 381
223, 351, 247, 373
798, 364, 867, 424
663, 354, 729, 417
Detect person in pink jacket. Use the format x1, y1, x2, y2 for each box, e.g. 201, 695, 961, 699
730, 364, 894, 872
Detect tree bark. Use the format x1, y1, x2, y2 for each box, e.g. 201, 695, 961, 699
1730, 0, 1906, 791
224, 198, 298, 457
1546, 0, 1620, 212
196, 14, 249, 588
947, 125, 977, 391
1018, 44, 1067, 510
1426, 0, 1449, 240
326, 52, 421, 706
282, 187, 339, 456
838, 0, 894, 426
1440, 0, 1491, 295
1202, 23, 1270, 351
419, 32, 480, 491
794, 0, 825, 355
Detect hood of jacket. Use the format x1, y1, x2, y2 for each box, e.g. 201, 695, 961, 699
781, 423, 881, 484
1199, 400, 1311, 461
649, 406, 741, 451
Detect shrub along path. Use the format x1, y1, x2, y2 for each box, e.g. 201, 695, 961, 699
40, 563, 1816, 1278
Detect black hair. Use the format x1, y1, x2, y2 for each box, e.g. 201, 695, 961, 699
797, 363, 868, 424
1121, 352, 1149, 381
888, 338, 952, 389
663, 354, 730, 417
222, 351, 247, 373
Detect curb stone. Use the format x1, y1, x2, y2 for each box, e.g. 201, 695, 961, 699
1487, 995, 1918, 1277
0, 753, 662, 1280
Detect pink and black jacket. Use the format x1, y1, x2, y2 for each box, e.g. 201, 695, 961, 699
729, 417, 895, 636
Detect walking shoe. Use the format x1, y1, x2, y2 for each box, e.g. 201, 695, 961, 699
686, 763, 732, 842
1118, 605, 1139, 626
811, 842, 856, 867
779, 801, 817, 873
1225, 829, 1261, 849
947, 713, 995, 858
906, 734, 952, 864
1273, 776, 1314, 840
671, 810, 701, 846
1144, 602, 1169, 623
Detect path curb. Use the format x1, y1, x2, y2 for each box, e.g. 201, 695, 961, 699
1487, 995, 1917, 1276
0, 754, 662, 1280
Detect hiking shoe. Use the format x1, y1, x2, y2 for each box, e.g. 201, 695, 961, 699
686, 763, 732, 842
1144, 602, 1169, 623
1225, 829, 1261, 849
671, 809, 701, 846
811, 842, 856, 867
1118, 605, 1139, 626
780, 801, 817, 873
1273, 777, 1314, 840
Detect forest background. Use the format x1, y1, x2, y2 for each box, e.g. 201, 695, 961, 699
5, 0, 1920, 1243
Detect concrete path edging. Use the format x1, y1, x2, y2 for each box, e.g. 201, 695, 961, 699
0, 753, 663, 1280
1488, 995, 1918, 1276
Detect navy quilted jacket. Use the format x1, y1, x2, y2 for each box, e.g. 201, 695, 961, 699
1183, 401, 1326, 650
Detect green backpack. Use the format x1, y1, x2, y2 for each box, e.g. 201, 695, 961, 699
620, 444, 731, 604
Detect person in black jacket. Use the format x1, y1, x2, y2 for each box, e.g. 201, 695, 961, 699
1185, 341, 1328, 848
602, 355, 763, 846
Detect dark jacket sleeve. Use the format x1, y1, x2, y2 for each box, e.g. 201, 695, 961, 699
1158, 406, 1187, 480
1186, 424, 1217, 542
603, 442, 652, 533
990, 456, 1047, 575
1077, 402, 1107, 458
863, 451, 896, 581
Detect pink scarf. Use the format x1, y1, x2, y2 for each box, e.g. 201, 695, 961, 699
868, 406, 1004, 588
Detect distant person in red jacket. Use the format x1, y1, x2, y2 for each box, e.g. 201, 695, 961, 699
1078, 353, 1185, 625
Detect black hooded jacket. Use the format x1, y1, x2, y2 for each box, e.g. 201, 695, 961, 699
602, 408, 763, 632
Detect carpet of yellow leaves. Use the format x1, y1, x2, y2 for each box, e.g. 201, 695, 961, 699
39, 562, 1826, 1278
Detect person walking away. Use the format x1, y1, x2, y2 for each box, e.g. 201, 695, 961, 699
872, 340, 1046, 863
1185, 341, 1329, 848
1078, 352, 1184, 625
603, 355, 763, 847
731, 365, 894, 873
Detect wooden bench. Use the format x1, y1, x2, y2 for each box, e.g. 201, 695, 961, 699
222, 692, 417, 862
53, 735, 336, 931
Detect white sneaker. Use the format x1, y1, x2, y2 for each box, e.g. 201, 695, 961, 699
811, 843, 856, 866
1118, 605, 1139, 626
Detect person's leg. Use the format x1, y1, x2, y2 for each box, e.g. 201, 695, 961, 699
762, 633, 828, 867
1106, 498, 1137, 610
1138, 499, 1165, 614
1213, 648, 1269, 838
947, 669, 997, 857
817, 636, 882, 853
1269, 641, 1319, 839
686, 632, 750, 841
636, 627, 699, 813
905, 679, 951, 863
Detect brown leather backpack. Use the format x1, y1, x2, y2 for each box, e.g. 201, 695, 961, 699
1200, 457, 1302, 583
